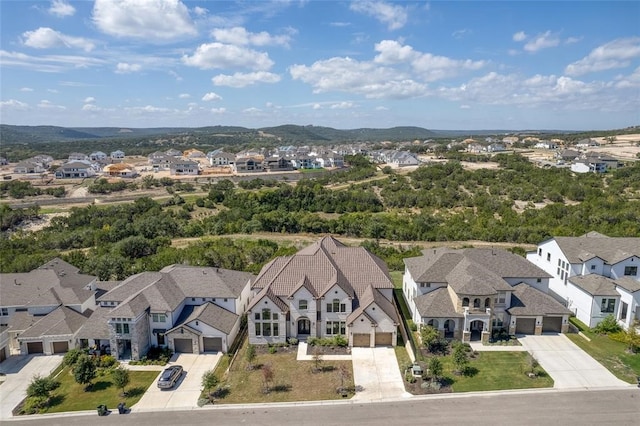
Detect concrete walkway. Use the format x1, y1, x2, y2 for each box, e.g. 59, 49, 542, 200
518, 334, 632, 389
350, 347, 410, 401
296, 342, 352, 361
0, 355, 63, 420
131, 353, 222, 412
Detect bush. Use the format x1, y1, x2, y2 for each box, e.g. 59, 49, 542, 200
404, 372, 416, 383
287, 337, 299, 345
63, 348, 83, 367
21, 396, 50, 414
592, 315, 622, 335
97, 355, 117, 368
27, 375, 59, 398
332, 335, 348, 347
408, 319, 418, 332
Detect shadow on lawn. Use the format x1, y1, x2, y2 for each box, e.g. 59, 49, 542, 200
124, 387, 145, 398
89, 381, 113, 392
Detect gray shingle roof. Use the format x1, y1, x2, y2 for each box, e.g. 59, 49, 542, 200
614, 277, 640, 293
160, 265, 253, 298
183, 302, 239, 334
568, 274, 619, 297
507, 284, 572, 316
76, 306, 112, 339
413, 288, 464, 318
554, 233, 640, 264
18, 306, 87, 338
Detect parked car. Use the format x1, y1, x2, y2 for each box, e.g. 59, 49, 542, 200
157, 365, 183, 389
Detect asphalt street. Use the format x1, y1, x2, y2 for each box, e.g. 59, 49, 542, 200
7, 388, 640, 426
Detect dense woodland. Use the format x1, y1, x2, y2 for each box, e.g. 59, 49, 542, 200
1, 153, 639, 279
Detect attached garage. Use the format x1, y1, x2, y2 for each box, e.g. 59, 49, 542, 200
173, 338, 193, 353
27, 341, 44, 354
542, 316, 562, 333
374, 333, 393, 346
52, 341, 69, 354
352, 333, 370, 347
515, 318, 536, 334
203, 337, 222, 352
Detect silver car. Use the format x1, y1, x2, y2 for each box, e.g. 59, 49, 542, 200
157, 365, 183, 389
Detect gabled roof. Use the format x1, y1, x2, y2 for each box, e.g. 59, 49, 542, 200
76, 306, 112, 339
507, 284, 572, 316
614, 277, 640, 293
346, 285, 398, 324
287, 275, 318, 298
247, 285, 289, 313
179, 302, 239, 334
18, 306, 87, 339
160, 265, 252, 299
568, 274, 619, 297
553, 232, 640, 264
108, 292, 150, 318
413, 288, 463, 318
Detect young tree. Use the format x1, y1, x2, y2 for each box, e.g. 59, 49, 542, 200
336, 364, 351, 392
311, 345, 324, 372
74, 355, 97, 391
428, 357, 443, 383
246, 344, 256, 370
111, 366, 130, 396
452, 344, 469, 374
201, 370, 219, 401
261, 364, 274, 393
420, 325, 439, 350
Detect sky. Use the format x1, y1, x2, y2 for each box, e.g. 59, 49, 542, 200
0, 0, 639, 131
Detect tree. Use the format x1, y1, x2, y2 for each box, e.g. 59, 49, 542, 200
452, 344, 469, 374
312, 345, 324, 372
246, 344, 256, 370
261, 364, 274, 393
74, 355, 97, 390
428, 357, 443, 382
112, 366, 130, 396
26, 375, 58, 399
201, 370, 219, 401
619, 326, 640, 353
336, 364, 351, 392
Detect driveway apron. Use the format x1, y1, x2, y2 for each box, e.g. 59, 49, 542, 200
351, 347, 408, 401
518, 334, 631, 389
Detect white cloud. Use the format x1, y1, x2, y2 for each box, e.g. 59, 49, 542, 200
193, 6, 208, 16
373, 40, 418, 64
182, 43, 274, 70
211, 107, 226, 114
452, 29, 471, 39
0, 99, 29, 110
460, 104, 471, 109
565, 36, 582, 45
49, 0, 75, 17
512, 31, 527, 42
20, 87, 34, 92
212, 71, 281, 88
178, 93, 191, 99
313, 103, 321, 110
82, 103, 102, 112
375, 106, 389, 111
524, 31, 560, 53
330, 22, 351, 27
243, 107, 261, 113
125, 105, 174, 114
115, 62, 142, 73
202, 92, 222, 101
84, 97, 96, 103
1, 50, 105, 72
330, 101, 355, 109
614, 66, 640, 89
565, 37, 640, 76
38, 100, 66, 110
350, 1, 408, 31
211, 27, 292, 47
92, 0, 196, 41
47, 89, 59, 93
23, 27, 95, 52
168, 70, 183, 81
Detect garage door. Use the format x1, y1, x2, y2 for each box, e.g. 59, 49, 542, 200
52, 341, 69, 354
27, 342, 44, 354
542, 316, 562, 333
173, 338, 193, 353
203, 337, 222, 352
375, 333, 393, 346
352, 334, 370, 347
0, 346, 6, 363
515, 318, 536, 334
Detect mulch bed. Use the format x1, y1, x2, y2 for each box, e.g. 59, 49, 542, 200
305, 345, 351, 356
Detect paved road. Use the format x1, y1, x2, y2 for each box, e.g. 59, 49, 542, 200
518, 334, 631, 389
7, 388, 640, 425
0, 355, 63, 420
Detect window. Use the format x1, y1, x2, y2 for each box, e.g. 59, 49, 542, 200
462, 297, 469, 307
538, 248, 542, 256
484, 298, 491, 308
536, 278, 542, 283
115, 323, 129, 334
262, 323, 271, 336
299, 299, 308, 310
273, 322, 279, 336
473, 298, 481, 308
547, 253, 551, 262
273, 313, 279, 320
492, 313, 504, 328
558, 259, 561, 267
624, 266, 638, 276
601, 298, 616, 313
420, 283, 431, 288
0, 308, 8, 316
151, 313, 166, 322
254, 312, 260, 320
557, 267, 561, 275
590, 264, 596, 270
620, 302, 628, 321
157, 333, 165, 346
327, 299, 346, 313
326, 321, 346, 335
262, 309, 271, 320
495, 292, 506, 304
255, 323, 261, 336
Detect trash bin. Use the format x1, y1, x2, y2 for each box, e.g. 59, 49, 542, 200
117, 402, 127, 414
97, 404, 107, 416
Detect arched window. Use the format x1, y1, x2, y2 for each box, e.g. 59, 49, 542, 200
473, 298, 481, 308
427, 319, 439, 329
462, 297, 469, 307
484, 298, 491, 308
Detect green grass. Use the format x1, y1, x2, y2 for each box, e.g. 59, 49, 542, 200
566, 330, 640, 383
444, 352, 554, 392
43, 367, 158, 413
389, 271, 403, 289
395, 345, 412, 371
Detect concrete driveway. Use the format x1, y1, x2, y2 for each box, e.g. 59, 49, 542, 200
0, 354, 63, 420
351, 347, 409, 401
131, 353, 222, 411
518, 334, 631, 389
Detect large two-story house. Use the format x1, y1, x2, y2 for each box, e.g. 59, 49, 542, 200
404, 248, 571, 343
526, 232, 640, 329
247, 236, 399, 348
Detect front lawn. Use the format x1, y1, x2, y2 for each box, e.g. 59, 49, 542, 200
566, 330, 640, 384
213, 341, 354, 404
42, 367, 158, 413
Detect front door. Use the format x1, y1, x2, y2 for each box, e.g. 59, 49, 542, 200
297, 318, 311, 335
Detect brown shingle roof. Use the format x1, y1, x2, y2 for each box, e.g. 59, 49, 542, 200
413, 288, 464, 318
507, 284, 572, 316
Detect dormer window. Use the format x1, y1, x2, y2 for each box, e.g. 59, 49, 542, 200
299, 299, 308, 310
462, 297, 469, 307
473, 298, 481, 308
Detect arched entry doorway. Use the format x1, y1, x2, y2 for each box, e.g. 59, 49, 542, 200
444, 319, 455, 338
297, 317, 311, 336
469, 320, 485, 341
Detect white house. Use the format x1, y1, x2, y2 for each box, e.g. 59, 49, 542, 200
55, 160, 96, 179
247, 236, 398, 347
110, 150, 125, 160
526, 232, 640, 329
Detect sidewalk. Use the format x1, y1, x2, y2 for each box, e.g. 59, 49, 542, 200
296, 342, 352, 361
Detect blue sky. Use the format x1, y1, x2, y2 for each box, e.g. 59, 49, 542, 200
1, 0, 639, 130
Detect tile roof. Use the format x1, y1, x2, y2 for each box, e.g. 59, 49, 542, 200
507, 284, 572, 316
18, 306, 87, 339
568, 274, 619, 297
247, 286, 289, 312
554, 233, 640, 264
347, 285, 398, 324
413, 288, 464, 318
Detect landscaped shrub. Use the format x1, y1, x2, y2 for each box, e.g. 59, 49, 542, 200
592, 314, 622, 335
129, 346, 173, 365
97, 355, 117, 368
408, 319, 418, 332
331, 335, 348, 347
287, 337, 299, 345
26, 375, 59, 398
63, 348, 83, 367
